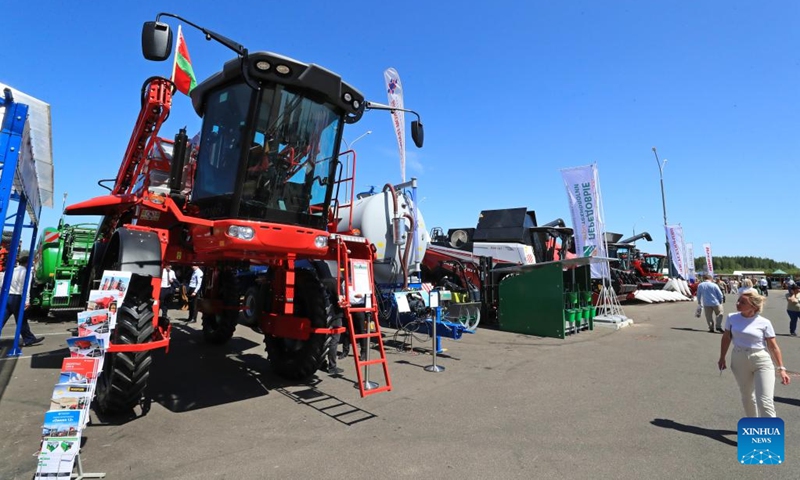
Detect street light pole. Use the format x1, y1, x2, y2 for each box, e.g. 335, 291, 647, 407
343, 130, 372, 152
652, 147, 672, 277
632, 215, 645, 237
341, 130, 372, 179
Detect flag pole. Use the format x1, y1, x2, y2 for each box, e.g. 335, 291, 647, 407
170, 25, 181, 83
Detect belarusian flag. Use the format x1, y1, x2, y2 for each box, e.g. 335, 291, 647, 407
171, 25, 197, 96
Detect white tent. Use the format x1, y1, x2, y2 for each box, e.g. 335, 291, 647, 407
0, 82, 55, 223
732, 270, 765, 277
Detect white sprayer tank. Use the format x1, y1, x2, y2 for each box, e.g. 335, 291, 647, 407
336, 190, 429, 285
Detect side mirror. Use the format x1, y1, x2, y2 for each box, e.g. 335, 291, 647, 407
142, 21, 173, 61
411, 120, 424, 148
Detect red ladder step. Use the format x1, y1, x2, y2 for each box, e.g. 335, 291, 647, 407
344, 306, 392, 398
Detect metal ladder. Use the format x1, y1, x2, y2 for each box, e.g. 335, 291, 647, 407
334, 235, 392, 397
342, 298, 392, 397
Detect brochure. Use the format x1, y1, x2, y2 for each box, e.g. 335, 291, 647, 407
49, 383, 93, 427
98, 270, 132, 302
77, 309, 110, 336
86, 290, 121, 313
36, 410, 81, 479
49, 384, 92, 412
58, 357, 100, 384
35, 450, 76, 479
41, 410, 81, 440
66, 335, 104, 358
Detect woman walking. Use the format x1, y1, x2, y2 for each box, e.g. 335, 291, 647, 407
718, 289, 791, 417
785, 284, 800, 336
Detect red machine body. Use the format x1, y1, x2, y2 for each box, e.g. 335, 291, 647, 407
63, 18, 423, 412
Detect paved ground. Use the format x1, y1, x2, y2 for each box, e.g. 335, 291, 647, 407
1, 291, 799, 479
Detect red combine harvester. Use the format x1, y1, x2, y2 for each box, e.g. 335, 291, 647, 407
65, 14, 424, 413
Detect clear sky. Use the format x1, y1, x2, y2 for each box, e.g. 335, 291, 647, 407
4, 1, 799, 266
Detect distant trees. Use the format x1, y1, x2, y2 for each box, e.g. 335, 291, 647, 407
693, 256, 798, 274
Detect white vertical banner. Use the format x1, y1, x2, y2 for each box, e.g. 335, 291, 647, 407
703, 243, 714, 277
664, 225, 687, 279
686, 242, 696, 282
561, 164, 609, 278
384, 68, 406, 182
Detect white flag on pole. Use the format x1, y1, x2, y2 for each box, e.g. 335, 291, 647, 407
686, 242, 696, 282
560, 164, 609, 278
703, 243, 714, 277
384, 68, 406, 182
665, 225, 687, 279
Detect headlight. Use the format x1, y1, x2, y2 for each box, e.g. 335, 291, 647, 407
314, 235, 328, 248
227, 225, 255, 240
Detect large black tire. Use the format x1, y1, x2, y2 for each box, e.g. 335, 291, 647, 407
264, 269, 334, 380
94, 292, 155, 414
239, 286, 260, 326
202, 270, 238, 345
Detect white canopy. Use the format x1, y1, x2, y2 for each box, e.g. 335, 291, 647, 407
0, 82, 55, 224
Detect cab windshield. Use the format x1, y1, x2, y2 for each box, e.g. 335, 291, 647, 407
192, 81, 342, 229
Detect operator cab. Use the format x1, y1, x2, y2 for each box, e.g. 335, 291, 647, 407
190, 73, 349, 230
142, 20, 365, 231
141, 20, 423, 233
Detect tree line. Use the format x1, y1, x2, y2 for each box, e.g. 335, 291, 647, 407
693, 256, 798, 275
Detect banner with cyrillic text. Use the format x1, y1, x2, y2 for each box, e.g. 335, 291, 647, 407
665, 225, 687, 279
561, 164, 609, 278
686, 242, 696, 282
384, 68, 406, 182
703, 243, 714, 277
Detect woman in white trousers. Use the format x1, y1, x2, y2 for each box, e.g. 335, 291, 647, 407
718, 288, 790, 417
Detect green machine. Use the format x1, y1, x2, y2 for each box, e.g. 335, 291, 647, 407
497, 257, 603, 339
30, 222, 97, 316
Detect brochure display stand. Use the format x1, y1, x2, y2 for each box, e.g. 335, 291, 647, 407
34, 270, 131, 479
72, 453, 106, 479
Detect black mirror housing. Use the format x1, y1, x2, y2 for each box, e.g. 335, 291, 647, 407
142, 21, 173, 61
411, 120, 424, 148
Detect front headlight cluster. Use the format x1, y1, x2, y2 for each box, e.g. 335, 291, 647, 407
227, 225, 255, 241
314, 235, 328, 248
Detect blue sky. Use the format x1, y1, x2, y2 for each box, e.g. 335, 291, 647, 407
4, 1, 799, 266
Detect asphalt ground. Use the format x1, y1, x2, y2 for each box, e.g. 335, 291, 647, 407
1, 290, 799, 479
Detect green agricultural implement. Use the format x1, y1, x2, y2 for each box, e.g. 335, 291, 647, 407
29, 222, 97, 317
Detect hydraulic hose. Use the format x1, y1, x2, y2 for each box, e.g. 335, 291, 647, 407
382, 184, 402, 285
401, 212, 416, 290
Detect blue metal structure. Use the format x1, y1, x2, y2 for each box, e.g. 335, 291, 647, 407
377, 283, 474, 353
0, 88, 46, 356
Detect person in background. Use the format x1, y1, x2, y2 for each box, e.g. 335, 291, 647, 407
326, 313, 344, 375
737, 278, 754, 296
159, 263, 177, 320
786, 284, 800, 337
716, 278, 728, 299
186, 265, 203, 324
1, 257, 43, 346
697, 275, 725, 333
718, 289, 790, 417
758, 277, 769, 297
